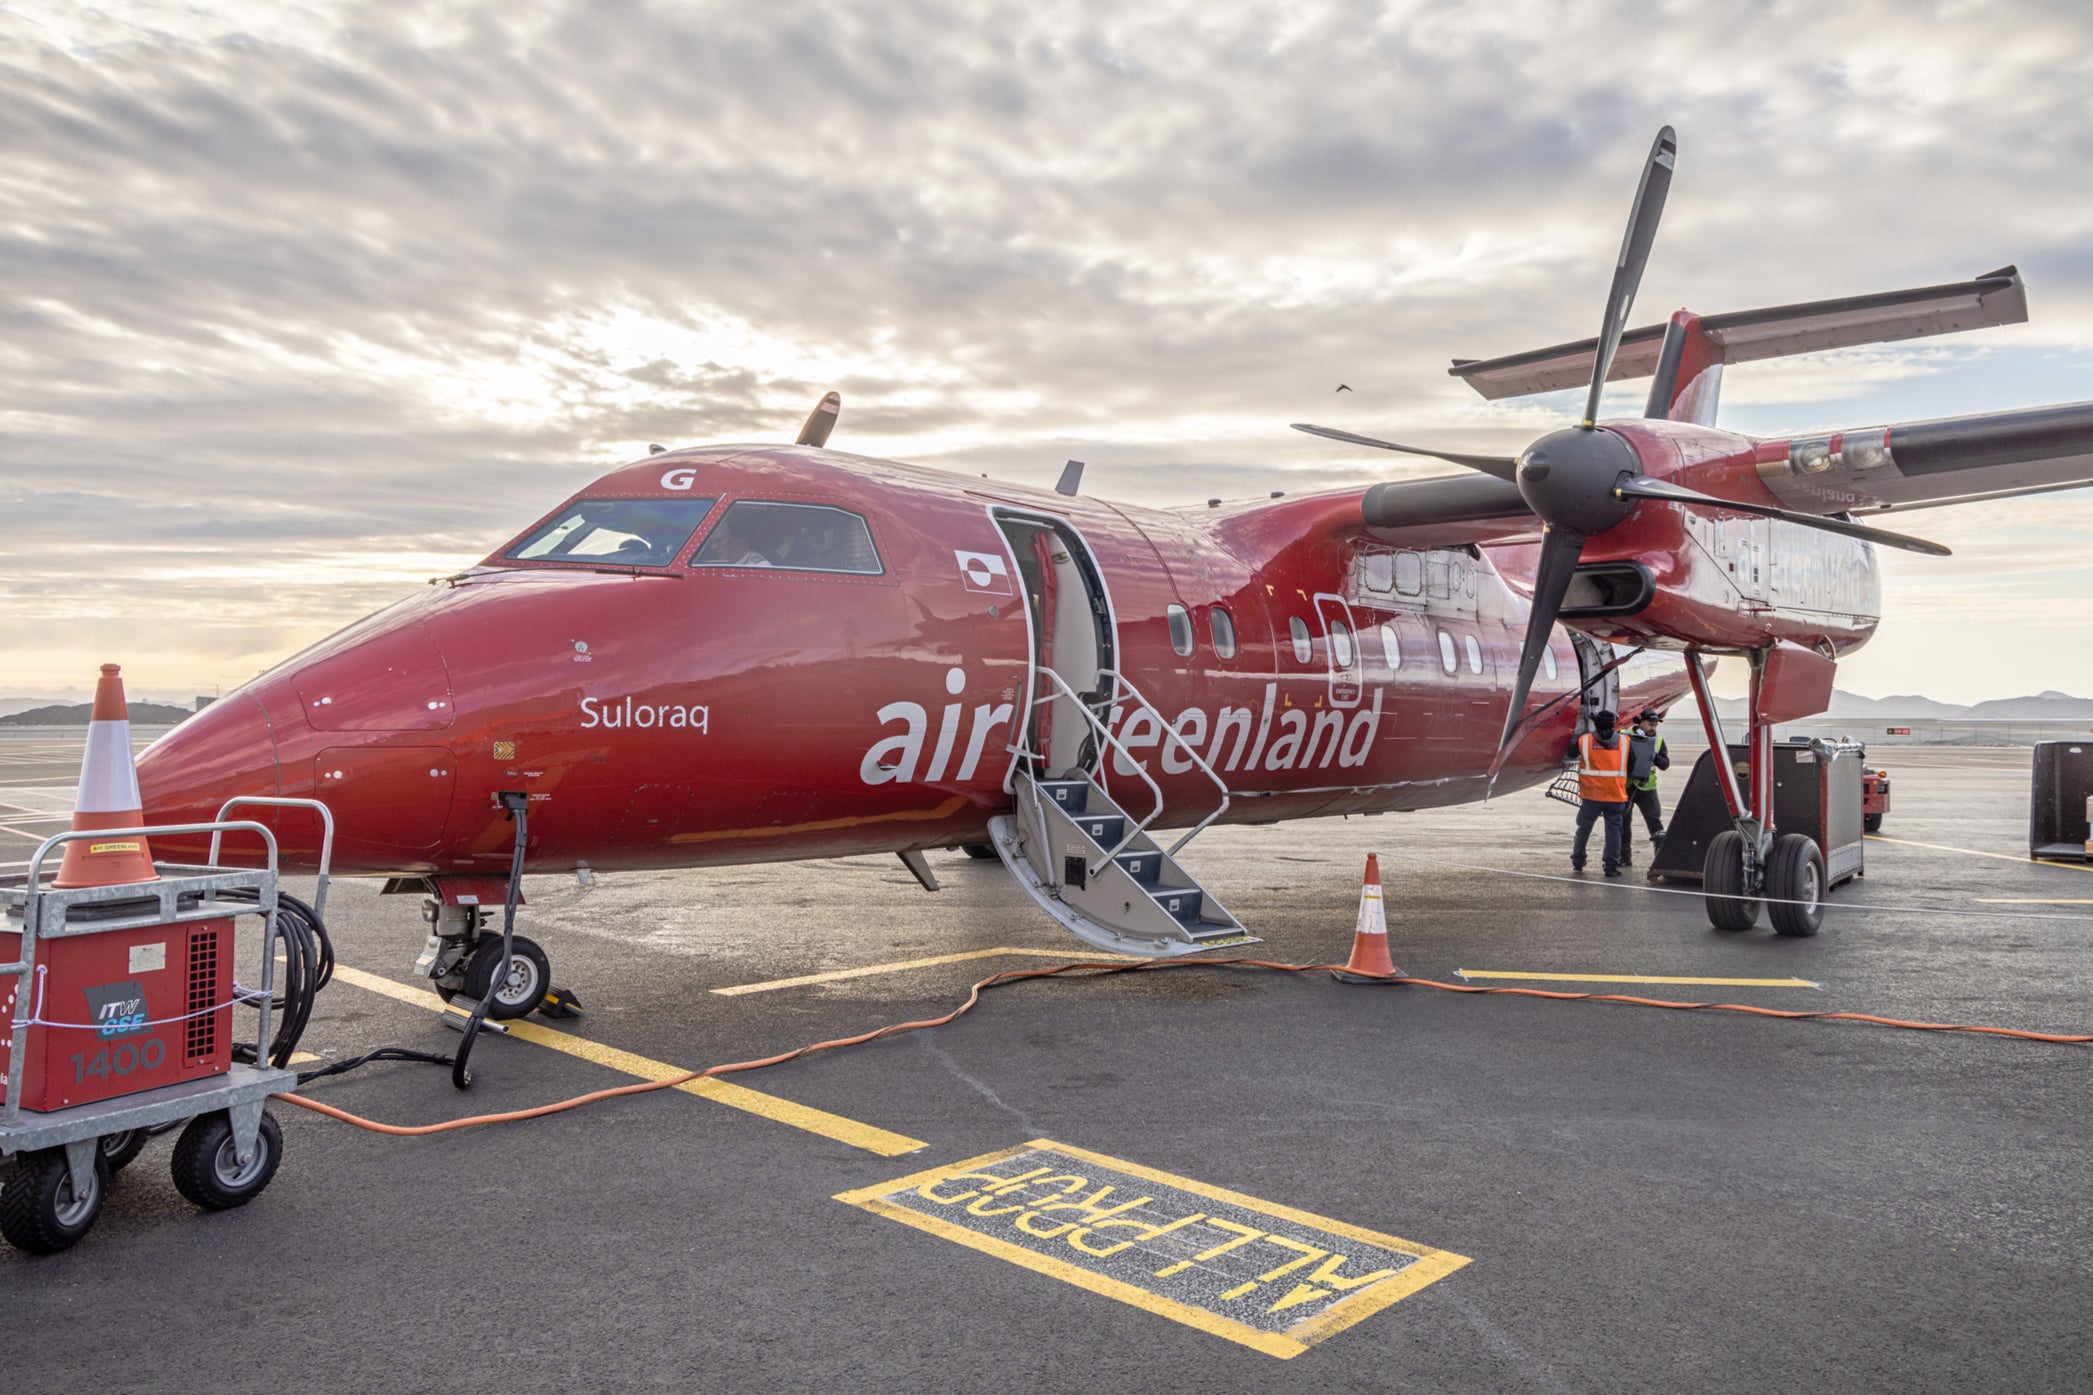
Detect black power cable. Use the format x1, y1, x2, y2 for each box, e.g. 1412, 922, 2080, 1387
451, 791, 529, 1090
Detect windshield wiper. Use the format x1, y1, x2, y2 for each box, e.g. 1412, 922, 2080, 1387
589, 566, 683, 579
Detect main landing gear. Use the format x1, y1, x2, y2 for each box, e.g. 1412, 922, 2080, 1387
1685, 646, 1829, 938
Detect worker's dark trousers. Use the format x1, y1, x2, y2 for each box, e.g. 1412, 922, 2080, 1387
1572, 798, 1627, 872
1621, 786, 1664, 862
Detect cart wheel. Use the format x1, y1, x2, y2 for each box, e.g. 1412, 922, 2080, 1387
1765, 833, 1827, 938
100, 1129, 150, 1174
961, 843, 998, 861
1863, 813, 1883, 833
463, 934, 551, 1021
171, 1110, 283, 1210
0, 1147, 108, 1254
1703, 830, 1762, 932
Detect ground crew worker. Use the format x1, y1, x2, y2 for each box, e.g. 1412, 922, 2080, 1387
1570, 709, 1630, 877
1621, 708, 1670, 867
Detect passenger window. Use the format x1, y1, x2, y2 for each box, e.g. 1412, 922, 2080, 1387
1437, 630, 1457, 674
1330, 620, 1355, 669
1289, 616, 1313, 664
1167, 604, 1194, 656
1209, 607, 1237, 660
1543, 647, 1558, 682
692, 501, 881, 574
1464, 634, 1483, 675
505, 496, 715, 569
1379, 622, 1401, 673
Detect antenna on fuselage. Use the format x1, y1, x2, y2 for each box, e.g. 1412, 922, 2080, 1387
1055, 460, 1084, 496
796, 391, 841, 448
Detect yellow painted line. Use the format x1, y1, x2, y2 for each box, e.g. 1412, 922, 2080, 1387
1457, 970, 1818, 988
836, 1140, 1469, 1360
330, 964, 926, 1156
1976, 898, 2093, 905
712, 947, 1139, 996
1868, 834, 2093, 872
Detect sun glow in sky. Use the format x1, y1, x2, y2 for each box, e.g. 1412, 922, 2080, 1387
3, 0, 2091, 706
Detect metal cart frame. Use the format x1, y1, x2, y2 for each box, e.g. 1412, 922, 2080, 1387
2, 798, 334, 1217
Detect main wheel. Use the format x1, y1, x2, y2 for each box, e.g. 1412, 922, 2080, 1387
0, 1147, 108, 1254
99, 1129, 150, 1174
463, 934, 551, 1020
1766, 832, 1827, 938
961, 843, 998, 861
1703, 830, 1763, 932
1863, 812, 1883, 833
171, 1110, 283, 1210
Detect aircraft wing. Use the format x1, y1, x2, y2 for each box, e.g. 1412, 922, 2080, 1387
1756, 400, 2093, 515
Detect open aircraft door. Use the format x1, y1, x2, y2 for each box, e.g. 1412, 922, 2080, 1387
990, 510, 1117, 778
1569, 631, 1616, 734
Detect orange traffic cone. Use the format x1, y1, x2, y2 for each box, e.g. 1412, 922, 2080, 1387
1333, 853, 1403, 984
54, 664, 159, 888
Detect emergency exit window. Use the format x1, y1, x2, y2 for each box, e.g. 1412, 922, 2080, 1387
1289, 616, 1313, 664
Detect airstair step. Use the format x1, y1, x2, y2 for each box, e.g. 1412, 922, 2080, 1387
1149, 887, 1204, 926
1072, 814, 1125, 847
1114, 850, 1162, 886
1038, 780, 1091, 815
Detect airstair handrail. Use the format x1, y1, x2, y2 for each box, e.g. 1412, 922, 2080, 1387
1100, 669, 1232, 857
1023, 666, 1167, 870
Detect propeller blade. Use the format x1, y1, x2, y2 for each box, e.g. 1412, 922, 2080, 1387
796, 391, 841, 448
1611, 475, 1952, 556
1291, 423, 1519, 481
1493, 524, 1586, 771
1582, 126, 1677, 428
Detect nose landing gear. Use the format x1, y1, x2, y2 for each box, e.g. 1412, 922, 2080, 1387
415, 903, 554, 1022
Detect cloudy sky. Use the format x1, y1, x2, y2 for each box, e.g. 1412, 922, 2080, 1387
3, 0, 2090, 706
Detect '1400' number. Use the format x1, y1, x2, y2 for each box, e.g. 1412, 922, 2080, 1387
69, 1038, 166, 1084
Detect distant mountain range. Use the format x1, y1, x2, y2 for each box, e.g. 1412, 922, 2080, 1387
0, 702, 195, 726
1690, 689, 2093, 721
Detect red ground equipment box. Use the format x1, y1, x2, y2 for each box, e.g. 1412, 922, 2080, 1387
0, 913, 233, 1113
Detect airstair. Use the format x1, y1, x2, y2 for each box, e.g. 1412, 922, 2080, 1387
987, 668, 1256, 957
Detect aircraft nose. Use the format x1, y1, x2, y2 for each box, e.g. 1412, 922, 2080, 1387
136, 691, 283, 860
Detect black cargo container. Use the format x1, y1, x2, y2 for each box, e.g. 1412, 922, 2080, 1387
2030, 741, 2093, 863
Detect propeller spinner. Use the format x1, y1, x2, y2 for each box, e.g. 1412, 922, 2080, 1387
1293, 126, 1950, 770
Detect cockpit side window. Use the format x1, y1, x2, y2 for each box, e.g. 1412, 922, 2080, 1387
691, 501, 883, 575
504, 497, 716, 568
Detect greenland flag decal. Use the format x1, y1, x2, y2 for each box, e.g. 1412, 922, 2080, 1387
955, 549, 1014, 595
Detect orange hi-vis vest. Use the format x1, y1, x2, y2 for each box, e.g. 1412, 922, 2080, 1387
1577, 731, 1629, 802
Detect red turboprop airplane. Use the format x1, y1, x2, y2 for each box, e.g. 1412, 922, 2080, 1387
137, 127, 2093, 1018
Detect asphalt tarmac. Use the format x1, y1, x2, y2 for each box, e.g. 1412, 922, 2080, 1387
4, 732, 2091, 1393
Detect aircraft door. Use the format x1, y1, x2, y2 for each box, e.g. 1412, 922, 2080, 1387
1312, 594, 1363, 710
1569, 632, 1616, 733
993, 512, 1116, 777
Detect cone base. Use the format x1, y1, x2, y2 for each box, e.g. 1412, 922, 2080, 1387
1332, 967, 1407, 985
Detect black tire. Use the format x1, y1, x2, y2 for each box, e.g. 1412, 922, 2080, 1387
1863, 812, 1883, 833
961, 844, 998, 861
1703, 829, 1762, 932
0, 1147, 108, 1254
171, 1110, 283, 1210
1766, 832, 1827, 938
99, 1129, 150, 1174
464, 934, 551, 1020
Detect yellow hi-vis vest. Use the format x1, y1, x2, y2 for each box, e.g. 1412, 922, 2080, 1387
1577, 731, 1629, 802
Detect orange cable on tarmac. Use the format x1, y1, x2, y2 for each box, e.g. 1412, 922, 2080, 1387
272, 957, 2090, 1138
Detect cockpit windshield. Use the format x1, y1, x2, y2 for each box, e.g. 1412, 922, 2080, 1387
503, 497, 716, 569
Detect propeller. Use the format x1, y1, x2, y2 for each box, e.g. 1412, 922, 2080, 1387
1289, 423, 1519, 482
1296, 127, 1957, 771
1610, 476, 1951, 556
